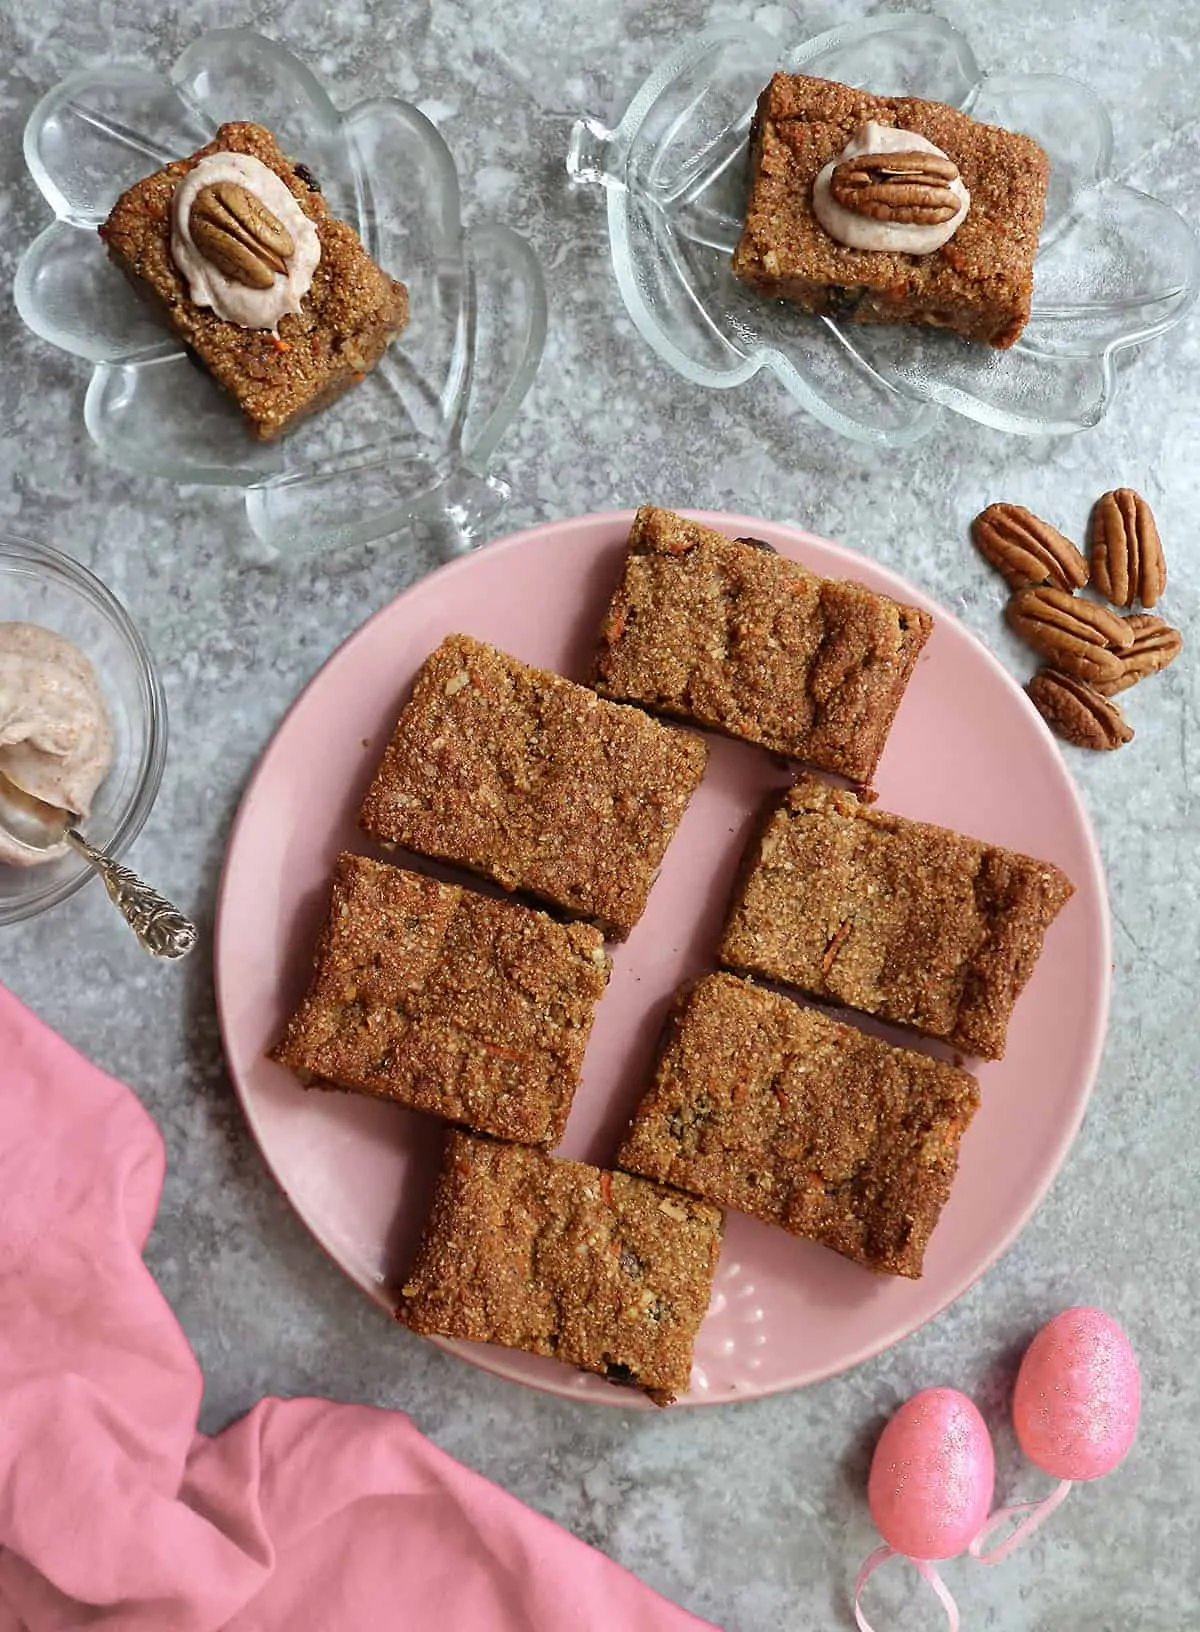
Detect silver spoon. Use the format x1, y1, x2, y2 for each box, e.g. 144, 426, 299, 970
0, 769, 197, 959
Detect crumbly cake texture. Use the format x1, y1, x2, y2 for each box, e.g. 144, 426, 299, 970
271, 854, 610, 1145
616, 974, 979, 1279
99, 121, 409, 440
732, 74, 1050, 348
591, 507, 933, 783
358, 633, 709, 939
720, 778, 1075, 1060
397, 1131, 724, 1404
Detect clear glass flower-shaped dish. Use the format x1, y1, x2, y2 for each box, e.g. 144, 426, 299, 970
566, 12, 1199, 447
16, 29, 547, 558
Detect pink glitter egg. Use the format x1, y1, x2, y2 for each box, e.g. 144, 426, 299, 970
868, 1387, 995, 1560
1013, 1307, 1141, 1481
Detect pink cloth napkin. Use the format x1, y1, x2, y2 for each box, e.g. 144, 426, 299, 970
0, 984, 718, 1632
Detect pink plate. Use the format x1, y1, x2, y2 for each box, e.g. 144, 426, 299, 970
214, 510, 1110, 1407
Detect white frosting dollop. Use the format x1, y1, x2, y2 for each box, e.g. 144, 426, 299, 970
0, 623, 114, 868
170, 151, 321, 331
812, 122, 970, 255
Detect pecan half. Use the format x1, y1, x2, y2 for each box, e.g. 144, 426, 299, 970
971, 503, 1088, 591
1088, 488, 1166, 608
189, 181, 295, 290
830, 150, 960, 224
1094, 614, 1183, 696
1005, 586, 1133, 687
1027, 669, 1133, 750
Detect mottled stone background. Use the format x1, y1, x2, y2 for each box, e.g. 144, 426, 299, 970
2, 1, 1197, 1627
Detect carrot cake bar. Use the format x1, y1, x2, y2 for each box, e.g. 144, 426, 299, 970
617, 974, 979, 1278
398, 1131, 723, 1403
591, 507, 932, 783
272, 854, 610, 1145
732, 74, 1049, 348
99, 121, 408, 439
720, 777, 1074, 1059
359, 634, 708, 939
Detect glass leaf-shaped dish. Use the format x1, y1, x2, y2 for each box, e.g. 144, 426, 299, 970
15, 29, 548, 559
566, 12, 1199, 446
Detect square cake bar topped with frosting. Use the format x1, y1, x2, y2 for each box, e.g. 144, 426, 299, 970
733, 74, 1050, 348
100, 121, 408, 439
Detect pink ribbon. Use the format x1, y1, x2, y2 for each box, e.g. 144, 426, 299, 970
967, 1479, 1074, 1564
855, 1478, 1076, 1623
854, 1546, 961, 1632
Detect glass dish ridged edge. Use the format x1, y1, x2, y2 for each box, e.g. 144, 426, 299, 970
566, 11, 1200, 447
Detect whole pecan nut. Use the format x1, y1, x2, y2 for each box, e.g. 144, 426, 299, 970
971, 503, 1089, 591
1094, 614, 1184, 696
1027, 669, 1134, 751
1088, 488, 1166, 609
1006, 586, 1133, 686
189, 181, 295, 290
830, 150, 960, 224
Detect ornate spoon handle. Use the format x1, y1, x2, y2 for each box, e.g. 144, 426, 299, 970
64, 829, 198, 960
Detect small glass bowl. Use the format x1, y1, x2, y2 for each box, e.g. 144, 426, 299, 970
0, 535, 167, 925
15, 29, 547, 560
566, 11, 1200, 446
